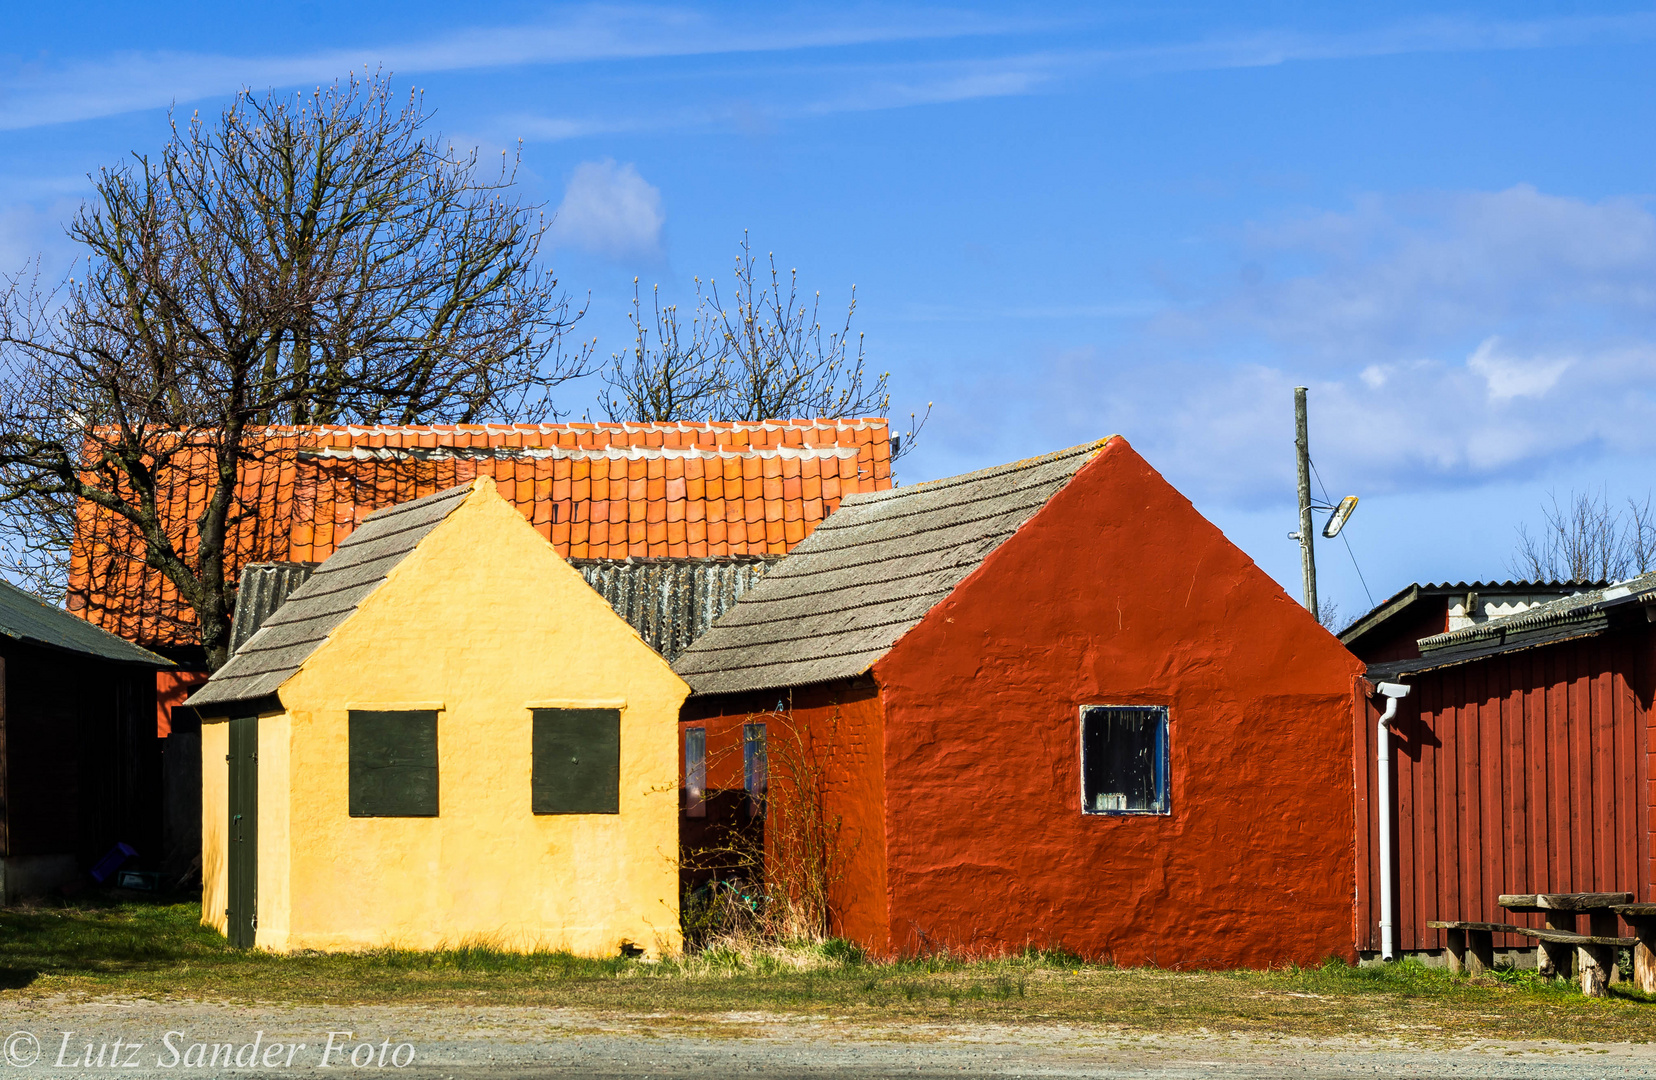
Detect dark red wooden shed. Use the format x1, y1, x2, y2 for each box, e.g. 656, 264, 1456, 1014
1355, 579, 1655, 960
0, 579, 172, 902
674, 437, 1366, 966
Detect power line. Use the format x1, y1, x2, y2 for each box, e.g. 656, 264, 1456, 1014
1309, 457, 1375, 608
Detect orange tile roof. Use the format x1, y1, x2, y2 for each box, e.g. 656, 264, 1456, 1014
68, 418, 891, 649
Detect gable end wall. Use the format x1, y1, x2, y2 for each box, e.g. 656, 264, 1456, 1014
872, 437, 1365, 966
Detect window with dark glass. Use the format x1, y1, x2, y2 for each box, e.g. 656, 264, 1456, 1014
1080, 706, 1169, 815
533, 708, 621, 814
742, 722, 767, 819
684, 726, 706, 818
349, 710, 439, 817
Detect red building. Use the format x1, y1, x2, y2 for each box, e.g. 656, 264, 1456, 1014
1354, 579, 1653, 961
674, 437, 1366, 965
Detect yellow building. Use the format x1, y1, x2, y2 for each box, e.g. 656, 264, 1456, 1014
186, 477, 688, 955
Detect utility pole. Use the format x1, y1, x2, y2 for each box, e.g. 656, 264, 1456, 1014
1294, 386, 1318, 618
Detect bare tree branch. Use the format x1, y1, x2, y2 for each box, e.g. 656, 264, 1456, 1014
0, 72, 590, 667
1508, 487, 1653, 583
599, 231, 930, 458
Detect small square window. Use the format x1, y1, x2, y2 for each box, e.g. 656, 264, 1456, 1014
532, 708, 620, 814
349, 710, 439, 817
684, 726, 706, 818
743, 722, 767, 819
1080, 706, 1169, 815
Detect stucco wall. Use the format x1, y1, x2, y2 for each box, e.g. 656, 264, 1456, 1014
872, 438, 1365, 966
208, 479, 688, 955
200, 720, 228, 936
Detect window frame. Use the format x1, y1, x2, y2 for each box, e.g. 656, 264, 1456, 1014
1078, 705, 1171, 817
684, 726, 707, 818
742, 722, 767, 819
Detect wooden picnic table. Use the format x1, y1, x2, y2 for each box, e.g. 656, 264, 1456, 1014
1497, 893, 1637, 997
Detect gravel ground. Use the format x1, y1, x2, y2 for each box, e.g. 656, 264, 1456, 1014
2, 998, 1652, 1079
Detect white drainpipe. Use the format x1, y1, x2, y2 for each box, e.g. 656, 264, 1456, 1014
1374, 681, 1412, 961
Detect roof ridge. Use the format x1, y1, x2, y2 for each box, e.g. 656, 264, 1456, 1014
842, 439, 1108, 507
673, 437, 1111, 696
188, 480, 477, 711
355, 479, 477, 525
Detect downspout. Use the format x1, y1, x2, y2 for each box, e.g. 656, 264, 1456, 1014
1374, 681, 1412, 961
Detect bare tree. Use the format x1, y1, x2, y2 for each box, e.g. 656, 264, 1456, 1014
709, 232, 887, 422
600, 232, 929, 452
1509, 488, 1656, 583
0, 73, 588, 667
600, 279, 725, 422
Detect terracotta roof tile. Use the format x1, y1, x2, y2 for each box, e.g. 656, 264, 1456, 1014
68, 419, 891, 646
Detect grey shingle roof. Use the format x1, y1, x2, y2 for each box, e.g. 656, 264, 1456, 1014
188, 481, 474, 712
0, 578, 170, 666
672, 440, 1108, 696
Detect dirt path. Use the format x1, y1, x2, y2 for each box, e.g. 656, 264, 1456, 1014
3, 997, 1653, 1078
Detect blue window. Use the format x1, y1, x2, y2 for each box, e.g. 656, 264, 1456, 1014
743, 722, 767, 819
684, 727, 707, 818
1080, 706, 1169, 815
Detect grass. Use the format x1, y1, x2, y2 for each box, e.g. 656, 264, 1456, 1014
1, 895, 1653, 1044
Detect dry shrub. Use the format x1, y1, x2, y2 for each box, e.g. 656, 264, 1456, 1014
682, 704, 856, 954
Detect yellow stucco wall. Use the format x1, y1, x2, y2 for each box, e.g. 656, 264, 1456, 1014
257, 713, 292, 945
210, 478, 688, 955
200, 721, 228, 936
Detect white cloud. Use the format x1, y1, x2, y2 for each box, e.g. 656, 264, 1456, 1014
943, 186, 1656, 510
550, 160, 664, 260
1465, 337, 1571, 402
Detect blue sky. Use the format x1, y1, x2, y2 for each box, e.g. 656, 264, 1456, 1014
4, 2, 1655, 624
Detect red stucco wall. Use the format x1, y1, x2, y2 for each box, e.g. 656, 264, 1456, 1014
871, 438, 1365, 966
681, 680, 889, 947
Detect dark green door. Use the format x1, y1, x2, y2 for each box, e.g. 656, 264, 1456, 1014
227, 716, 258, 949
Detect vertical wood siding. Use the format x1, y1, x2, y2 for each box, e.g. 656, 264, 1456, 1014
1355, 629, 1653, 952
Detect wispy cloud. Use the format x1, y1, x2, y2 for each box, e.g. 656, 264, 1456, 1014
7, 9, 1656, 134
491, 11, 1656, 142
0, 5, 1034, 131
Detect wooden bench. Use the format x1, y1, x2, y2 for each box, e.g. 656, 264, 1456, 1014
1611, 902, 1656, 994
1427, 921, 1522, 976
1499, 893, 1634, 997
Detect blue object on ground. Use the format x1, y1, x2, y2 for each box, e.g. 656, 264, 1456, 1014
89, 842, 138, 883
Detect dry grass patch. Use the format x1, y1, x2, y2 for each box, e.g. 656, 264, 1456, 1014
1, 899, 1651, 1044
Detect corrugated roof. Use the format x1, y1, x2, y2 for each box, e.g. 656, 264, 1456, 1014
187, 482, 474, 711
70, 418, 891, 648
1418, 572, 1656, 653
0, 578, 169, 666
1338, 579, 1603, 646
230, 563, 316, 654
575, 557, 777, 662
672, 439, 1109, 696
1366, 571, 1656, 678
